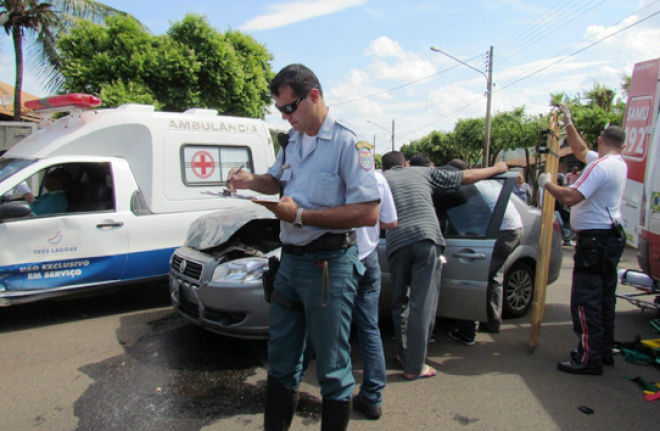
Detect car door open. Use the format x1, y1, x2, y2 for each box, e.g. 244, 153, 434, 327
439, 177, 512, 322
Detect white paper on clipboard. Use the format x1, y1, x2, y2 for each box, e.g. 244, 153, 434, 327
202, 189, 280, 202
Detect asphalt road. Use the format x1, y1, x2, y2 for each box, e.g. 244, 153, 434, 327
1, 246, 659, 431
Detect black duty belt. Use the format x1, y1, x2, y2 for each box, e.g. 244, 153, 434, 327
282, 231, 357, 256
577, 228, 615, 237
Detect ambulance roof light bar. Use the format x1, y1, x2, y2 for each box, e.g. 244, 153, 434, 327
25, 93, 102, 113
25, 94, 102, 129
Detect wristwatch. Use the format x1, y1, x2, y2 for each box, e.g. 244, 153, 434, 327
294, 207, 304, 228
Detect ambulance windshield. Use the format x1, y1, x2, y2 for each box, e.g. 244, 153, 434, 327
0, 157, 37, 183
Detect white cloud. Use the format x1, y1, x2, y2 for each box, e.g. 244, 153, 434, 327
364, 36, 408, 60
367, 58, 436, 82
364, 37, 436, 81
240, 0, 367, 31
327, 69, 387, 117
428, 84, 486, 120
583, 5, 660, 63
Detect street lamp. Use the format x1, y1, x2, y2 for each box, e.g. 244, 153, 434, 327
430, 45, 493, 168
367, 119, 395, 152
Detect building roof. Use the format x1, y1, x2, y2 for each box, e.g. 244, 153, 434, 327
0, 81, 40, 122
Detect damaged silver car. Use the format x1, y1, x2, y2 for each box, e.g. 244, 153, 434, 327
169, 172, 563, 340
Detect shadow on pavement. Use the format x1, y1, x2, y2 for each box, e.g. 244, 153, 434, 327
0, 281, 171, 333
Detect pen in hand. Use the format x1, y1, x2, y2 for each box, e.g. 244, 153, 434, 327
226, 165, 245, 194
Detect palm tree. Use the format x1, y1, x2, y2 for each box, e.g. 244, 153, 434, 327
583, 82, 616, 112
0, 1, 133, 120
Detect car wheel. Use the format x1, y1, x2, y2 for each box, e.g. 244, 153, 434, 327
502, 261, 535, 319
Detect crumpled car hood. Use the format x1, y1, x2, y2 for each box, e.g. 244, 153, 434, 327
185, 205, 277, 251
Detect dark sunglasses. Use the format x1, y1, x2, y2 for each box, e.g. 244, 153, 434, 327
275, 89, 310, 114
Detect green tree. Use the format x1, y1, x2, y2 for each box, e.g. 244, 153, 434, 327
167, 15, 273, 117
58, 15, 200, 110
491, 107, 527, 165
584, 82, 616, 111
58, 13, 274, 117
551, 83, 625, 148
452, 118, 485, 166
374, 153, 382, 170
0, 0, 132, 120
491, 107, 549, 172
402, 125, 481, 167
97, 80, 161, 109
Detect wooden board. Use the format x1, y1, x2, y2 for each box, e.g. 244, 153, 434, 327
530, 112, 561, 352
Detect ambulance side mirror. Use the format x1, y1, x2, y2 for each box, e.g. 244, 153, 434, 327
0, 201, 33, 221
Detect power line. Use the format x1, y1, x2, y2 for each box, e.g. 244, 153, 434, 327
497, 0, 608, 64
402, 4, 660, 140
497, 8, 660, 93
342, 2, 660, 143
332, 57, 482, 107
398, 95, 485, 140
500, 0, 660, 86
495, 0, 576, 51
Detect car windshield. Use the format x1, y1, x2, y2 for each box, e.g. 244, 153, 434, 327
0, 157, 36, 183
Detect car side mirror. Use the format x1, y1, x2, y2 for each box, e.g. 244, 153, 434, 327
0, 201, 33, 221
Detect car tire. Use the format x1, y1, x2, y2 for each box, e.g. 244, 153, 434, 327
502, 261, 535, 319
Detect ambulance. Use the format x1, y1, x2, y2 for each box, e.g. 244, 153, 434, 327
618, 57, 660, 312
0, 94, 275, 306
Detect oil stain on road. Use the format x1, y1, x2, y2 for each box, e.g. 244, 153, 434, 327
73, 311, 321, 431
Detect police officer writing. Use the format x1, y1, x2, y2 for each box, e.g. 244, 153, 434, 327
227, 64, 380, 431
538, 103, 627, 376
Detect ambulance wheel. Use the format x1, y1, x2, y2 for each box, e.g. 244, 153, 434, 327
503, 261, 535, 319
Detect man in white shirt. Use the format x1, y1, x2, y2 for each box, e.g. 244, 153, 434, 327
352, 171, 397, 420
448, 178, 523, 344
539, 104, 627, 376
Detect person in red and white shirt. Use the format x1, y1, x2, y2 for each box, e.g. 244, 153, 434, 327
539, 104, 627, 376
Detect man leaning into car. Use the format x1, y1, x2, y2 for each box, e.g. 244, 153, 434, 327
381, 151, 508, 380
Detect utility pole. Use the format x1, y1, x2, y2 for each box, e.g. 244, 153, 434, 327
367, 120, 395, 153
484, 46, 493, 168
430, 45, 494, 167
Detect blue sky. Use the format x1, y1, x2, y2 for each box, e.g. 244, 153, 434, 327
1, 0, 659, 154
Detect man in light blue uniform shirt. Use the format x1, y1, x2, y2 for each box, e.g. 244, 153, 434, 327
227, 64, 379, 431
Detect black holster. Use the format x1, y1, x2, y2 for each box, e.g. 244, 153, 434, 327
262, 256, 280, 303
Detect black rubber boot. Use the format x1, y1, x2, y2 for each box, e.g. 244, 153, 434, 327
321, 398, 352, 431
263, 376, 299, 431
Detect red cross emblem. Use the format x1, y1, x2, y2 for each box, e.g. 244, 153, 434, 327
191, 151, 215, 179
